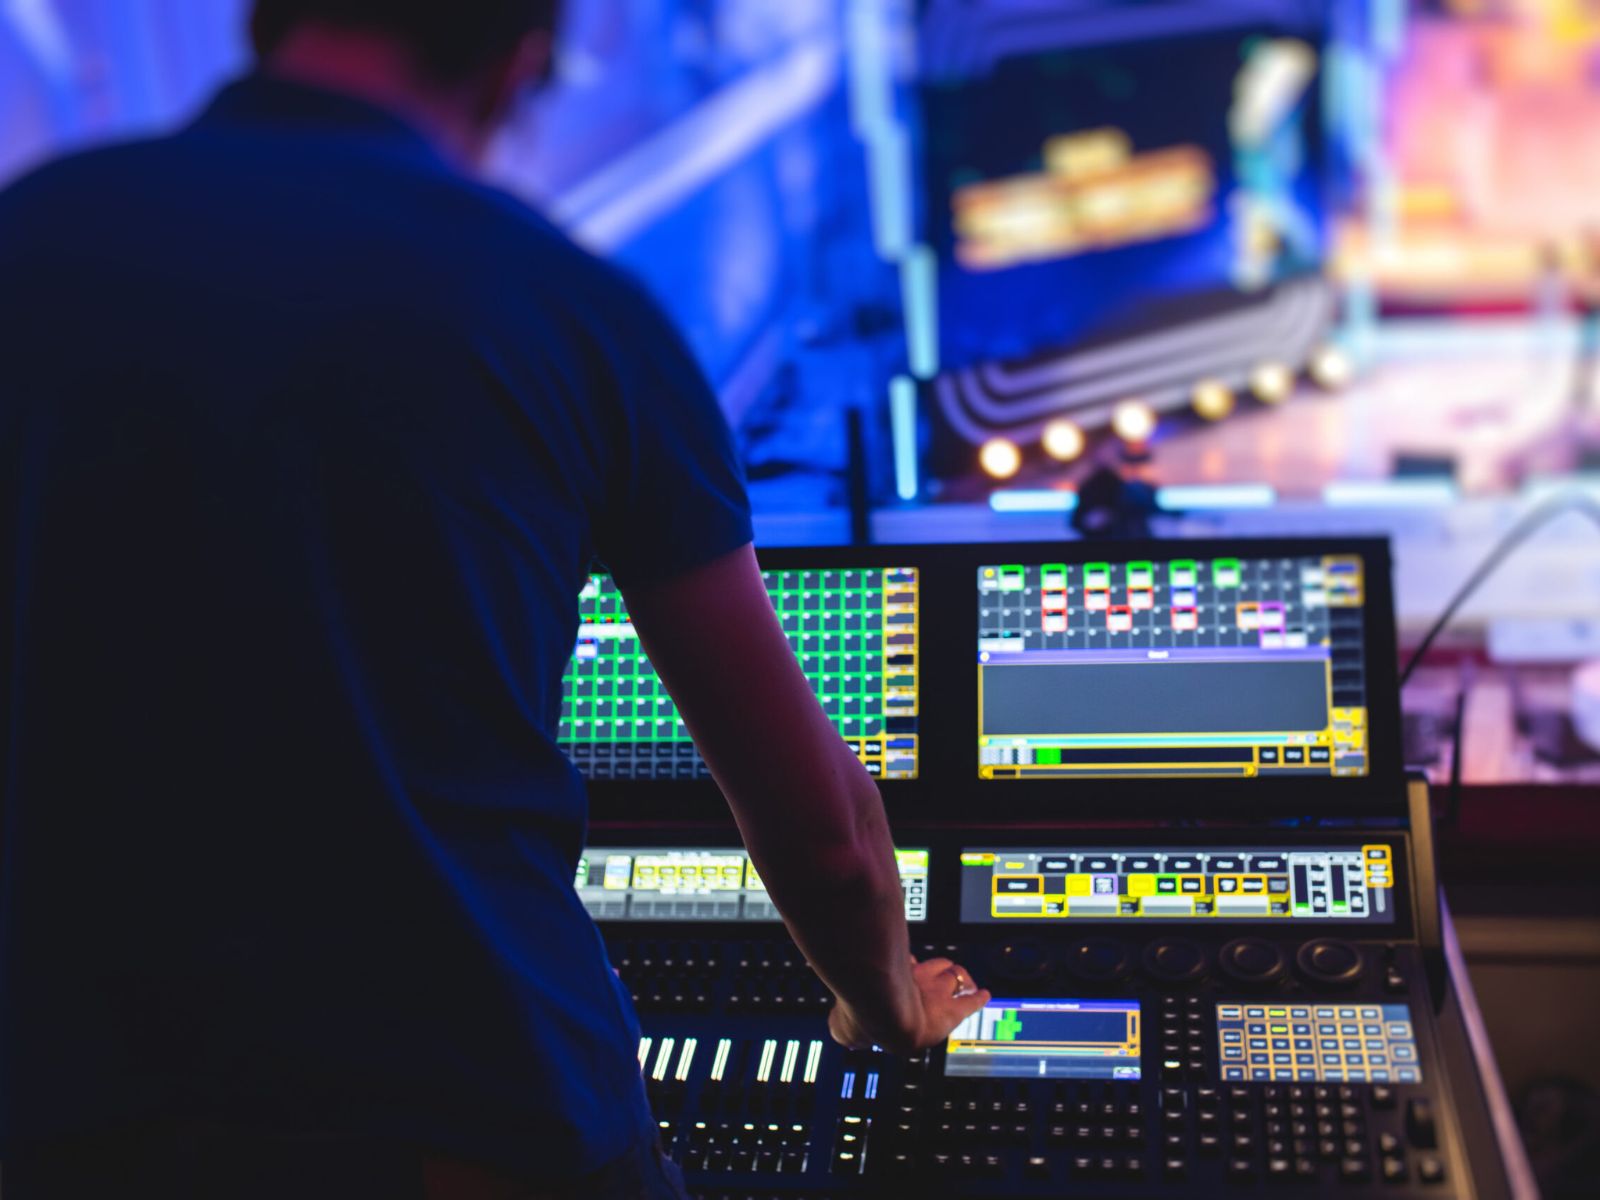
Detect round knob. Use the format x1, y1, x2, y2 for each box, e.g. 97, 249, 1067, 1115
1218, 937, 1287, 986
1297, 938, 1365, 986
992, 939, 1052, 982
1143, 938, 1207, 984
1065, 937, 1133, 983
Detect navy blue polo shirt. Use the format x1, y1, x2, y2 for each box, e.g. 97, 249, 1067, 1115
0, 76, 751, 1179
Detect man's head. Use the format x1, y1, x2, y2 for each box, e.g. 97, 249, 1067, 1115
251, 0, 562, 164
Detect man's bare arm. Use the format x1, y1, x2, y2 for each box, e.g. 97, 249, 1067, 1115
620, 544, 988, 1052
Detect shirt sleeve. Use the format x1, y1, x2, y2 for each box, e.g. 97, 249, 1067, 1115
589, 273, 754, 589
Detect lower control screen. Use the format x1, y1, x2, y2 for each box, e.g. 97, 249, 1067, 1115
578, 847, 929, 923
1217, 1002, 1422, 1084
946, 999, 1141, 1080
960, 846, 1396, 923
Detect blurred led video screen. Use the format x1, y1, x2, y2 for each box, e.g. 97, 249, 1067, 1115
921, 25, 1326, 373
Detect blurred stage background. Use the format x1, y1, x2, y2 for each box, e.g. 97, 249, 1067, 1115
4, 3, 1600, 1189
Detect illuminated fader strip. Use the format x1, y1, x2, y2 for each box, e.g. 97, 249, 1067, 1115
675, 1038, 697, 1083
709, 1038, 733, 1083
652, 1038, 676, 1083
803, 1039, 824, 1085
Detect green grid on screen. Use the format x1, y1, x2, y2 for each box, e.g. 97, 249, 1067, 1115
768, 569, 889, 739
559, 570, 908, 779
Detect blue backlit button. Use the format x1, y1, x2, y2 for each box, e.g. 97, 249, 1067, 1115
1225, 1067, 1245, 1081
1398, 1069, 1420, 1083
1246, 1008, 1266, 1019
1254, 856, 1287, 872
1393, 1046, 1417, 1061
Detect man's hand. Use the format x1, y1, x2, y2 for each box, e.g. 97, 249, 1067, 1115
827, 956, 991, 1054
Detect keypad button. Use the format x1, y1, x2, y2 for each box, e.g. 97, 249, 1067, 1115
1419, 1156, 1446, 1184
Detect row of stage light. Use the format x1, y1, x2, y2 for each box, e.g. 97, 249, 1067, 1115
977, 343, 1356, 480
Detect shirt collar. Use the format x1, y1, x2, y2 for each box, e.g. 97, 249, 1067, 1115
194, 73, 454, 168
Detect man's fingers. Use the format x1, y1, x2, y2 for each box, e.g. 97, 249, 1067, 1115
956, 988, 991, 1018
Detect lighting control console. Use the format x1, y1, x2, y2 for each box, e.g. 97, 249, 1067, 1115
591, 831, 1505, 1199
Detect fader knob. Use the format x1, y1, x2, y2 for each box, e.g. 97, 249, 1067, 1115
1296, 939, 1364, 986
1217, 938, 1286, 986
1065, 938, 1133, 984
1142, 938, 1207, 984
992, 939, 1053, 982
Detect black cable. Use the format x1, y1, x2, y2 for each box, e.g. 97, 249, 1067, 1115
1399, 490, 1600, 691
1445, 665, 1469, 830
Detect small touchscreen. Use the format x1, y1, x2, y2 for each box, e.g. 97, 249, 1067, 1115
945, 999, 1141, 1080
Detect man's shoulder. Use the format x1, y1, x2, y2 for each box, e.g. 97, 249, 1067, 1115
0, 137, 177, 224
456, 179, 662, 315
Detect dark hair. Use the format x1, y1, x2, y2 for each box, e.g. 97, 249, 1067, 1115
253, 0, 561, 82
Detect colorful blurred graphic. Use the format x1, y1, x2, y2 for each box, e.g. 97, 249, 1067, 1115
1335, 0, 1600, 306
922, 26, 1325, 374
